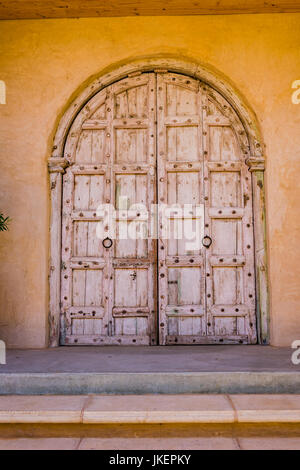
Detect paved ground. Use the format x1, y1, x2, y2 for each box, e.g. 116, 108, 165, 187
0, 345, 296, 373
0, 393, 299, 449
1, 436, 300, 449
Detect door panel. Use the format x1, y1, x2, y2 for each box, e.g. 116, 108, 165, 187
61, 73, 157, 345
156, 73, 206, 345
61, 71, 257, 346
109, 74, 157, 345
202, 91, 257, 344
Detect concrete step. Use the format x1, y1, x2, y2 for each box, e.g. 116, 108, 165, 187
0, 394, 300, 424
1, 371, 300, 395
2, 346, 298, 395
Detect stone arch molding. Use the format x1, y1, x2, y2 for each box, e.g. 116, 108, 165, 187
48, 56, 269, 347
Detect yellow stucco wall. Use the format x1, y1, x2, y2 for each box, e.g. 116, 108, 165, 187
0, 14, 299, 348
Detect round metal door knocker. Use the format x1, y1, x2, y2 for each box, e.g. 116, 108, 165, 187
102, 237, 113, 249
202, 235, 212, 249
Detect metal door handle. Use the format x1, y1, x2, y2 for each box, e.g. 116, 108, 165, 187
102, 237, 113, 249
202, 235, 212, 248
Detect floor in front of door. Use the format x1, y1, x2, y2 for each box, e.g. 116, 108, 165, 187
1, 435, 300, 450
1, 345, 294, 373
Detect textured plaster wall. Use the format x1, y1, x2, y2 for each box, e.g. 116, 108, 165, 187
0, 14, 299, 348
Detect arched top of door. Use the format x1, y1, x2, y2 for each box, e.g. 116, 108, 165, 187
49, 56, 265, 171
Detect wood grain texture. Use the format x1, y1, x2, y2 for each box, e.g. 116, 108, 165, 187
1, 0, 300, 19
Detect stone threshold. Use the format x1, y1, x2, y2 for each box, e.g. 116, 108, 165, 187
1, 371, 300, 395
0, 394, 300, 424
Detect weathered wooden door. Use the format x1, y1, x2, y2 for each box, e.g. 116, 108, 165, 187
61, 73, 157, 345
157, 72, 257, 344
60, 71, 257, 345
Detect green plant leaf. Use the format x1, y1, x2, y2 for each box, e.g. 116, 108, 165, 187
0, 213, 11, 232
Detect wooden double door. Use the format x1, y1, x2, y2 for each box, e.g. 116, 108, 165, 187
61, 71, 257, 345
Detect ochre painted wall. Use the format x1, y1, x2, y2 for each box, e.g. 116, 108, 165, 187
0, 14, 299, 348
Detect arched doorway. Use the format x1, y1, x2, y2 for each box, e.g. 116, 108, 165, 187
48, 58, 268, 347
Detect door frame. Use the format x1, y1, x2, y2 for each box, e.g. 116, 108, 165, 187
48, 56, 269, 347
